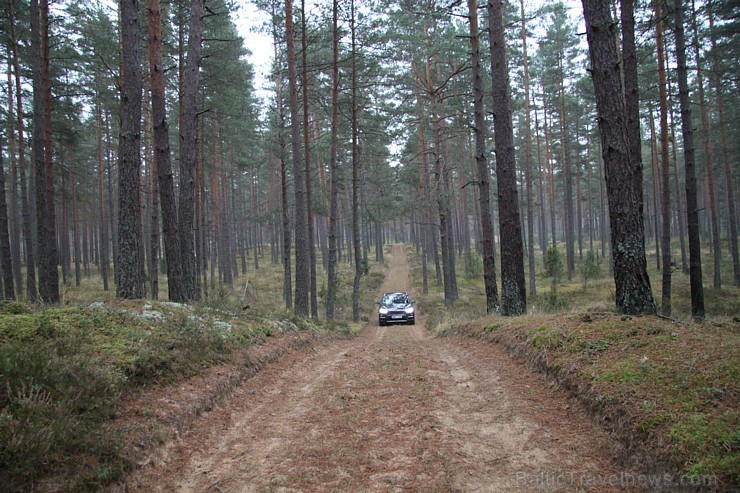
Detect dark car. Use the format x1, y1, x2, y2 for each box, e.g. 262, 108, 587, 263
378, 291, 415, 326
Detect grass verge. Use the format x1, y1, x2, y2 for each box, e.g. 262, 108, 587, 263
411, 246, 738, 492
1, 253, 379, 491
430, 312, 738, 491
0, 298, 334, 491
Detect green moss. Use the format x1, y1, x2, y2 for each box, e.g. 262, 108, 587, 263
669, 412, 740, 481
581, 338, 611, 354
483, 323, 501, 333
530, 326, 563, 349
639, 411, 673, 431
597, 358, 644, 384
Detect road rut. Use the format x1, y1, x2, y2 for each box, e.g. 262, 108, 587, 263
123, 244, 636, 492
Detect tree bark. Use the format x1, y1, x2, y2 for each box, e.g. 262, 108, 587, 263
285, 0, 309, 316
656, 0, 672, 315
708, 0, 739, 286
326, 0, 340, 320
520, 0, 536, 298
691, 0, 721, 289
31, 0, 52, 302
488, 0, 526, 315
581, 0, 656, 315
468, 0, 498, 313
350, 0, 362, 322
560, 78, 575, 280
7, 0, 33, 299
0, 141, 15, 299
117, 0, 144, 299
178, 0, 205, 301
673, 0, 704, 319
147, 0, 186, 301
300, 0, 318, 319
96, 97, 109, 291
71, 148, 81, 287
647, 101, 662, 271
5, 50, 21, 295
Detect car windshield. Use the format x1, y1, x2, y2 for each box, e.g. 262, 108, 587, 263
383, 293, 407, 305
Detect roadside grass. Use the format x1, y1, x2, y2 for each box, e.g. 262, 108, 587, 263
412, 247, 739, 491
1, 252, 382, 491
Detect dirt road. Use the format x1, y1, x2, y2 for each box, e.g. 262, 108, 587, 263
123, 244, 637, 492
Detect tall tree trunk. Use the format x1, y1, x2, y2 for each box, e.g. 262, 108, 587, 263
326, 0, 340, 320
285, 0, 309, 316
10, 0, 36, 300
534, 105, 548, 256
300, 0, 318, 319
147, 0, 185, 301
96, 97, 109, 291
178, 0, 205, 301
708, 0, 739, 286
656, 0, 672, 315
415, 86, 431, 296
581, 0, 656, 315
691, 0, 720, 289
105, 109, 119, 281
41, 0, 58, 302
543, 98, 557, 248
521, 0, 535, 297
488, 0, 525, 315
468, 0, 498, 313
31, 0, 51, 302
647, 101, 662, 271
6, 49, 22, 295
144, 92, 157, 299
560, 77, 575, 280
350, 0, 362, 322
117, 0, 144, 299
421, 15, 455, 307
666, 61, 688, 275
586, 129, 595, 252
673, 0, 704, 319
437, 90, 458, 302
267, 3, 291, 309
60, 152, 69, 285
0, 141, 15, 299
71, 149, 81, 287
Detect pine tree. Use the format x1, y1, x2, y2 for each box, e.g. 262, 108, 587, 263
488, 0, 526, 315
581, 0, 656, 315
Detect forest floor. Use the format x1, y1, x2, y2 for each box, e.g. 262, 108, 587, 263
117, 245, 643, 492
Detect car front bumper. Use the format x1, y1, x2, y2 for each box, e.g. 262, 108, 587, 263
379, 311, 415, 325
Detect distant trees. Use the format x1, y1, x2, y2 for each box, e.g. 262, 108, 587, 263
0, 0, 735, 320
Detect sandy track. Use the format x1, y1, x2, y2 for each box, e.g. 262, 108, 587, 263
122, 245, 637, 492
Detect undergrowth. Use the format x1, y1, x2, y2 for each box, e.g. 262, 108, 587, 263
0, 301, 258, 490
412, 247, 739, 491
1, 251, 381, 491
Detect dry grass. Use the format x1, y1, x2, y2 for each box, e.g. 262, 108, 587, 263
1, 249, 390, 491
412, 246, 739, 491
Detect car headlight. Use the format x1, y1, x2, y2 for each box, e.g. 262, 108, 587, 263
404, 307, 415, 314
379, 307, 389, 314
